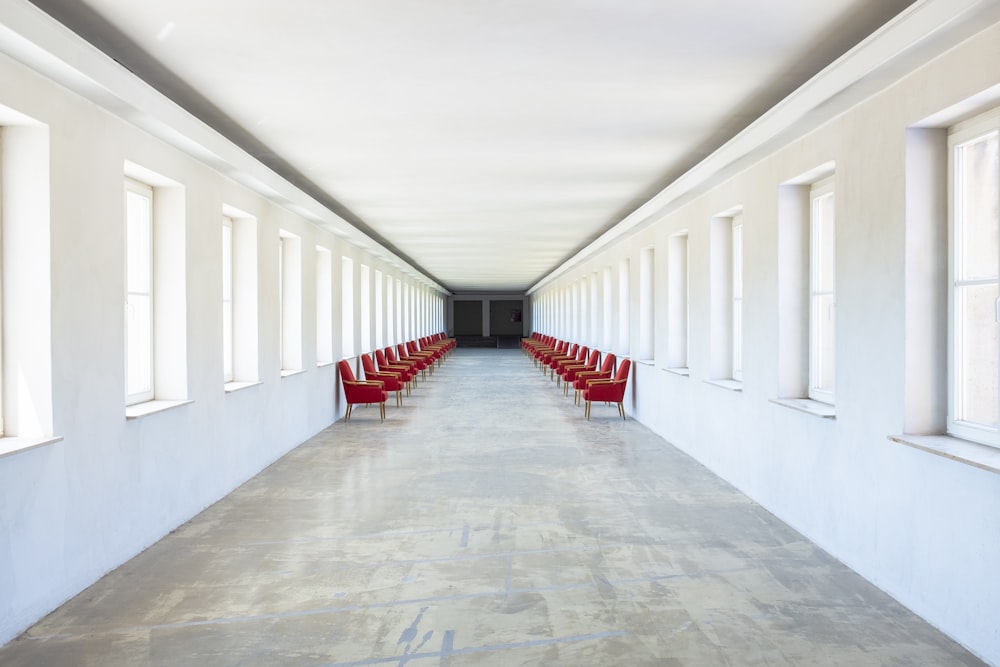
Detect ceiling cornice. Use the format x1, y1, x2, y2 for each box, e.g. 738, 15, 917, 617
0, 0, 451, 294
526, 0, 1000, 295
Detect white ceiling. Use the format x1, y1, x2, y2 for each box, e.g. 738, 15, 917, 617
30, 0, 918, 293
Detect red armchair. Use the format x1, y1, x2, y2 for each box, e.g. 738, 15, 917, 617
360, 353, 405, 407
561, 349, 600, 394
338, 360, 387, 422
537, 340, 569, 373
551, 345, 586, 381
375, 348, 413, 394
572, 353, 616, 405
583, 359, 631, 420
395, 343, 430, 379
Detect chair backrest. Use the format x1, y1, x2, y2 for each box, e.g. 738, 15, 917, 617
567, 343, 579, 358
360, 354, 376, 374
338, 360, 356, 383
614, 359, 631, 382
397, 343, 408, 358
600, 353, 616, 373
577, 346, 588, 362
407, 341, 418, 354
375, 349, 388, 367
586, 349, 600, 366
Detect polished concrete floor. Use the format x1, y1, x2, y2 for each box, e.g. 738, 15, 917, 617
0, 349, 985, 666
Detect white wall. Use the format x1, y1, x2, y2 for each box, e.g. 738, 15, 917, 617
530, 21, 1000, 665
0, 43, 446, 644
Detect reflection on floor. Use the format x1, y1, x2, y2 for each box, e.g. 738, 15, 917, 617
0, 349, 984, 666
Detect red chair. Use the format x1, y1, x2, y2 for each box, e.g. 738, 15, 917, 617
537, 340, 569, 373
551, 344, 586, 381
397, 343, 431, 378
375, 348, 414, 393
338, 360, 387, 422
360, 353, 405, 407
409, 340, 441, 368
386, 346, 422, 383
560, 348, 598, 392
583, 359, 631, 420
572, 353, 616, 405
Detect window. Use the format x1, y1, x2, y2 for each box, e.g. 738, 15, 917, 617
386, 274, 395, 346
666, 233, 688, 371
222, 217, 234, 382
638, 247, 655, 361
125, 179, 154, 404
603, 266, 613, 349
223, 205, 259, 388
949, 110, 1000, 445
342, 257, 355, 357
374, 269, 384, 349
809, 178, 835, 404
618, 259, 630, 354
316, 246, 333, 365
0, 116, 54, 445
360, 264, 371, 351
279, 230, 302, 374
732, 215, 744, 381
123, 164, 187, 413
590, 272, 600, 349
710, 211, 741, 383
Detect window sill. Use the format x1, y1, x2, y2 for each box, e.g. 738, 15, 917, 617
637, 359, 655, 366
317, 360, 336, 368
888, 434, 1000, 475
126, 399, 194, 420
663, 367, 690, 377
706, 379, 743, 392
0, 435, 64, 460
280, 368, 306, 378
770, 397, 836, 419
225, 380, 263, 394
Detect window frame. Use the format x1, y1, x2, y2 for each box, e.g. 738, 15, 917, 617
125, 177, 154, 405
808, 176, 836, 404
222, 216, 234, 383
948, 108, 1000, 446
732, 214, 744, 382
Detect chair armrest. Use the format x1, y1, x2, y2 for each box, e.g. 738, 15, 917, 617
347, 380, 384, 388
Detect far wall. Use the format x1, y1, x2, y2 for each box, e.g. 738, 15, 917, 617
447, 295, 529, 337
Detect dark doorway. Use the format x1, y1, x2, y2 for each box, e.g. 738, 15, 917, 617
453, 301, 483, 336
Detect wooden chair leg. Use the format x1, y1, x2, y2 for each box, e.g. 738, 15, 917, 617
585, 400, 591, 420
345, 404, 352, 422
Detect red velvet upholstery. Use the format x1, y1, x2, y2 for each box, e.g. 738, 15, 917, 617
572, 353, 616, 405
375, 349, 414, 393
360, 354, 405, 406
338, 359, 387, 422
409, 340, 441, 368
385, 346, 420, 384
537, 340, 568, 371
551, 344, 586, 381
396, 343, 430, 379
557, 347, 595, 390
545, 343, 579, 378
583, 359, 631, 420
561, 349, 601, 395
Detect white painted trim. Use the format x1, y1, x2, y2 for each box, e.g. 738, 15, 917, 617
528, 0, 1000, 294
124, 399, 193, 420
889, 434, 1000, 474
0, 0, 449, 296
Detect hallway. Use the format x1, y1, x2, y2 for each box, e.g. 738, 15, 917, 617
0, 350, 983, 666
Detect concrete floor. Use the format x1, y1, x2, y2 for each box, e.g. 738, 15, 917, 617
0, 349, 985, 666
